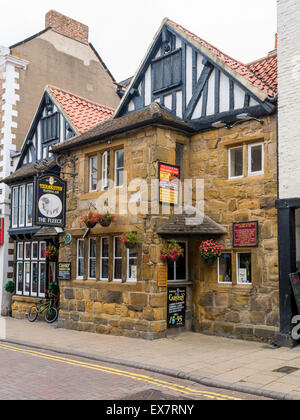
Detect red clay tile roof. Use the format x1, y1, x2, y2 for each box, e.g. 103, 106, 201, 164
47, 85, 115, 133
247, 51, 278, 94
167, 19, 277, 97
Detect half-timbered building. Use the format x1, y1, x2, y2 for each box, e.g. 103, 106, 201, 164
45, 19, 279, 342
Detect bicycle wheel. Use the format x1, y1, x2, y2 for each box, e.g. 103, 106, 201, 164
28, 305, 39, 322
44, 306, 58, 324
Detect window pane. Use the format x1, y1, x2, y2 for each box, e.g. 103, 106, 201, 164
102, 238, 109, 258
12, 188, 19, 226
78, 240, 84, 258
17, 243, 23, 260
114, 260, 122, 280
114, 238, 122, 258
17, 263, 23, 293
176, 243, 186, 281
238, 253, 252, 284
19, 186, 25, 226
39, 263, 46, 295
219, 254, 232, 283
90, 156, 98, 191
24, 263, 30, 294
90, 239, 96, 258
32, 242, 38, 259
40, 242, 46, 259
128, 247, 137, 280
78, 259, 84, 277
31, 262, 38, 294
230, 148, 243, 177
167, 259, 175, 281
101, 259, 109, 280
25, 243, 31, 259
26, 184, 33, 225
251, 145, 262, 173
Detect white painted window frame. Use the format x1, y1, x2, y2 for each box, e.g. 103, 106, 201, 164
218, 254, 233, 285
101, 151, 108, 190
18, 185, 26, 227
39, 261, 46, 298
12, 186, 19, 228
236, 253, 252, 285
100, 237, 109, 281
77, 239, 85, 279
24, 242, 31, 261
228, 146, 244, 180
31, 241, 38, 260
89, 155, 98, 192
114, 149, 124, 188
31, 261, 38, 297
113, 236, 122, 282
39, 241, 47, 260
248, 142, 264, 177
88, 238, 97, 280
26, 183, 33, 227
167, 241, 188, 283
23, 261, 30, 296
16, 261, 23, 296
127, 246, 138, 283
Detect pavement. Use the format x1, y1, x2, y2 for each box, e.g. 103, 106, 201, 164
2, 317, 300, 400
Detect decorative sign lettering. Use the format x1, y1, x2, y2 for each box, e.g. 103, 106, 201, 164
167, 287, 186, 329
157, 266, 168, 287
159, 162, 180, 205
233, 221, 258, 247
57, 262, 72, 281
35, 174, 66, 228
289, 272, 300, 314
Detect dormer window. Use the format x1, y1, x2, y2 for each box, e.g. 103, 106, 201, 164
152, 48, 182, 94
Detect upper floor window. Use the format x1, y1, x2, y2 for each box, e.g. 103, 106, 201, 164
248, 143, 264, 176
26, 184, 33, 226
12, 187, 19, 228
229, 146, 243, 179
12, 184, 34, 229
152, 49, 182, 94
89, 156, 98, 192
101, 151, 109, 190
115, 149, 124, 188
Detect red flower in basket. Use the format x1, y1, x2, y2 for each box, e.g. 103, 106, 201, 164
118, 232, 139, 249
199, 239, 222, 264
80, 212, 100, 229
97, 212, 117, 227
161, 241, 184, 262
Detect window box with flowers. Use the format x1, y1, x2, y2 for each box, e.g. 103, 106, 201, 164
80, 212, 100, 229
199, 239, 222, 265
119, 232, 139, 249
161, 240, 184, 262
98, 212, 117, 228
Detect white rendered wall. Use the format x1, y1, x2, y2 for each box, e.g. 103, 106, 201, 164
278, 0, 300, 199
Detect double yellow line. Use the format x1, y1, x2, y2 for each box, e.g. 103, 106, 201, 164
0, 343, 242, 400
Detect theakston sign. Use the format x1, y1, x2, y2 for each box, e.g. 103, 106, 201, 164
35, 174, 66, 228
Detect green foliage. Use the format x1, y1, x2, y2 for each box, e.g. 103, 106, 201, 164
5, 281, 15, 294
49, 280, 60, 297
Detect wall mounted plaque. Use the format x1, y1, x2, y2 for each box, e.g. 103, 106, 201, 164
233, 221, 258, 247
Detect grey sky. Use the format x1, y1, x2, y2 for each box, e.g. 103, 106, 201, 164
1, 0, 277, 82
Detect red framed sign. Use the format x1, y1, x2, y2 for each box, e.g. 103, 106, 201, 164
0, 218, 4, 246
159, 162, 180, 205
233, 221, 258, 247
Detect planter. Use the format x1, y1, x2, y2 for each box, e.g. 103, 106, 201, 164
99, 219, 111, 228
204, 256, 217, 265
125, 242, 137, 249
85, 221, 97, 229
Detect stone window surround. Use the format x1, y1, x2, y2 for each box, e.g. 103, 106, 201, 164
217, 249, 253, 288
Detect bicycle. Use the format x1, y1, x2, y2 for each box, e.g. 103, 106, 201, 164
27, 292, 58, 324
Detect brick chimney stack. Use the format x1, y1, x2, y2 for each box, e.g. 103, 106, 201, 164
45, 10, 89, 44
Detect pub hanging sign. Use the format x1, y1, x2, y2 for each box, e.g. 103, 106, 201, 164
35, 174, 66, 228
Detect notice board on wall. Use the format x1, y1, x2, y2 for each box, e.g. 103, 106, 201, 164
167, 287, 186, 329
159, 163, 180, 205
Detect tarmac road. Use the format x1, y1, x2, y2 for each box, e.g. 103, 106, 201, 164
0, 342, 269, 402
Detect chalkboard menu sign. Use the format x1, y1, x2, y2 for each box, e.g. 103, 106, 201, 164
57, 262, 72, 281
233, 221, 258, 247
167, 287, 186, 329
289, 272, 300, 314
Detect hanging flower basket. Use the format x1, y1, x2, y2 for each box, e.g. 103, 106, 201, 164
80, 212, 99, 229
199, 239, 222, 265
161, 240, 184, 262
97, 212, 117, 228
45, 245, 58, 260
118, 232, 139, 249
